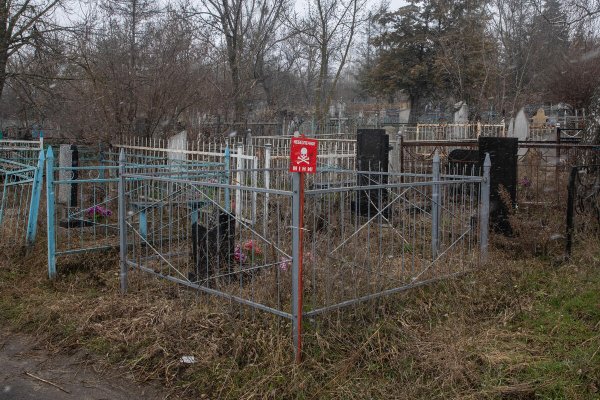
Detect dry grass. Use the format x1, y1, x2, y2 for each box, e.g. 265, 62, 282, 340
492, 185, 568, 261
0, 232, 599, 399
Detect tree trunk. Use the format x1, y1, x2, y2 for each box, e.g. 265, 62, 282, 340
0, 53, 7, 100
408, 94, 421, 124
126, 0, 138, 140
0, 23, 8, 100
0, 0, 7, 99
314, 42, 328, 133
224, 22, 245, 122
232, 69, 245, 122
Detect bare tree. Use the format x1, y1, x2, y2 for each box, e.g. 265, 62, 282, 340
297, 0, 366, 127
98, 0, 160, 138
0, 0, 63, 99
194, 0, 289, 121
52, 3, 213, 140
492, 0, 541, 115
560, 0, 600, 26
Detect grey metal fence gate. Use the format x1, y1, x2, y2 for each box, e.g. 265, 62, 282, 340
119, 150, 491, 360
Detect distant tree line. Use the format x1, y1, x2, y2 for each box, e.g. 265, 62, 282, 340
0, 0, 599, 138
360, 0, 600, 122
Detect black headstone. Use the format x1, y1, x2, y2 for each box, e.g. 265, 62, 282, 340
355, 129, 390, 217
478, 137, 518, 235
190, 212, 235, 285
356, 129, 390, 170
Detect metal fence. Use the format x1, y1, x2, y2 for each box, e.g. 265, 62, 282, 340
0, 134, 493, 360
399, 124, 505, 141
0, 138, 45, 248
46, 146, 123, 277
121, 169, 294, 314
0, 137, 44, 165
119, 150, 490, 359
301, 162, 489, 318
565, 165, 600, 255
45, 145, 230, 278
516, 142, 599, 207
112, 137, 358, 221
398, 138, 600, 254
398, 139, 599, 184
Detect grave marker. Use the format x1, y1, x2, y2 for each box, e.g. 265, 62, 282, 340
454, 102, 469, 123
479, 137, 518, 235
167, 131, 187, 168
531, 108, 547, 127
509, 108, 528, 157
58, 144, 79, 207
355, 129, 390, 217
512, 108, 529, 141
453, 102, 469, 139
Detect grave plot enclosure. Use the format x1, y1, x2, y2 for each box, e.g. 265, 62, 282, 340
302, 166, 487, 316
122, 167, 295, 317
0, 133, 492, 360
46, 144, 230, 278
120, 156, 489, 323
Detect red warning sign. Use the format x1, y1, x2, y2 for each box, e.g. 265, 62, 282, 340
289, 136, 318, 173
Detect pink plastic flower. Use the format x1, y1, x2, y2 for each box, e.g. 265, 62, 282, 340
278, 257, 292, 272
242, 240, 262, 255
519, 177, 532, 188
86, 205, 112, 219
233, 246, 246, 263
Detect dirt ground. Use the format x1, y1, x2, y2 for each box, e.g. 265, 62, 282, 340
0, 329, 167, 400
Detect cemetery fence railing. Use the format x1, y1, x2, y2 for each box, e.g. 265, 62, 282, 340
0, 137, 45, 248
565, 164, 600, 256
45, 146, 230, 278
118, 149, 491, 360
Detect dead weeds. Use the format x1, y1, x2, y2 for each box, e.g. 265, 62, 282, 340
0, 235, 599, 399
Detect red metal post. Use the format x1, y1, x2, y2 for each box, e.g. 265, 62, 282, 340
296, 172, 305, 363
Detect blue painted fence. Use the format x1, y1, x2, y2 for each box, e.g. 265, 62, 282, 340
0, 137, 44, 248
45, 146, 230, 278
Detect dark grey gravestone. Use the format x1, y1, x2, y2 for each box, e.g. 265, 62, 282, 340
478, 137, 518, 235
355, 129, 390, 217
58, 144, 72, 205
190, 212, 235, 286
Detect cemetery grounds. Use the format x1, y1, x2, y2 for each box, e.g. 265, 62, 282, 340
0, 135, 599, 399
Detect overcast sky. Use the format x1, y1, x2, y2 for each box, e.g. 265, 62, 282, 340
386, 0, 406, 10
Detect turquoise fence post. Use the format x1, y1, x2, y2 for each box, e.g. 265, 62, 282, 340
118, 149, 128, 293
46, 147, 57, 279
0, 175, 7, 226
224, 146, 231, 212
26, 150, 45, 245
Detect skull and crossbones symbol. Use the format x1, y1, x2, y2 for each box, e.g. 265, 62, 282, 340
297, 147, 310, 164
